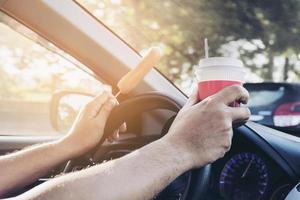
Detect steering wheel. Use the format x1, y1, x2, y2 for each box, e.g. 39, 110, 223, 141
65, 92, 211, 200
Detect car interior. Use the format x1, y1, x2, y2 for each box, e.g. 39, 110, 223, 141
0, 0, 300, 200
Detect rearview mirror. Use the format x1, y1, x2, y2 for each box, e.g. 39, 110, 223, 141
50, 91, 94, 133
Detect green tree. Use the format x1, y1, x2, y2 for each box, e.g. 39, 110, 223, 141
79, 0, 300, 90
201, 0, 300, 81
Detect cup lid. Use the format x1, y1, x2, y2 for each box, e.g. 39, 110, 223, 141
198, 57, 243, 69
195, 57, 247, 82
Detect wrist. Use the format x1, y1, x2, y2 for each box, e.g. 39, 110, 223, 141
158, 137, 194, 171
56, 136, 83, 159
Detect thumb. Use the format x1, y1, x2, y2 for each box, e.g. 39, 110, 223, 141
184, 86, 198, 107
95, 98, 117, 123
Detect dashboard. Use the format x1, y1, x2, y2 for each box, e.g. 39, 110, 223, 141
64, 117, 298, 200
208, 129, 294, 200
12, 111, 299, 200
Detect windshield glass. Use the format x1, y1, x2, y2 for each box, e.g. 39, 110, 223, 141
77, 0, 300, 94
0, 12, 109, 136
248, 89, 285, 107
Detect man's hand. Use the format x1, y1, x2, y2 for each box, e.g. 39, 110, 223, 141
0, 91, 127, 197
17, 85, 251, 200
164, 85, 250, 168
61, 92, 126, 157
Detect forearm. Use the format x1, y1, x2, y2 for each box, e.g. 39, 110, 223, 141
19, 138, 193, 200
0, 138, 76, 197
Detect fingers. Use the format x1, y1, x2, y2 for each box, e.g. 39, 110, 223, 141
96, 97, 117, 122
229, 106, 251, 122
113, 101, 127, 133
213, 85, 249, 106
184, 86, 199, 107
113, 130, 120, 139
89, 92, 127, 143
87, 92, 111, 117
120, 122, 127, 132
90, 91, 110, 106
108, 129, 119, 142
108, 123, 127, 142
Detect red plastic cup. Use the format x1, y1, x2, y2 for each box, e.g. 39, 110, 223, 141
195, 57, 247, 106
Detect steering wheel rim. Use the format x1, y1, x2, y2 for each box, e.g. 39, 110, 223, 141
63, 92, 210, 199
100, 91, 183, 144
97, 92, 211, 200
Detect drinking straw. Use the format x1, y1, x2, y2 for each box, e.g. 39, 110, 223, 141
204, 38, 209, 58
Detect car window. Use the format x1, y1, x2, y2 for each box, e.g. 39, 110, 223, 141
0, 12, 109, 136
77, 0, 300, 95
248, 88, 285, 107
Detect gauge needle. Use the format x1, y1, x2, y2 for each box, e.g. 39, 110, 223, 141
241, 158, 254, 178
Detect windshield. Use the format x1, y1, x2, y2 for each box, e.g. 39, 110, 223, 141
77, 0, 300, 94
0, 12, 109, 136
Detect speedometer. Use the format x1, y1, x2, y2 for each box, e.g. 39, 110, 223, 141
219, 152, 268, 200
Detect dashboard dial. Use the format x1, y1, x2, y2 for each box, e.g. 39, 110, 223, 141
219, 152, 268, 200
